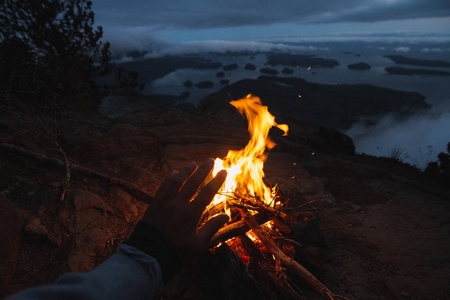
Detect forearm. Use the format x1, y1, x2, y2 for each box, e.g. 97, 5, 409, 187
6, 246, 163, 300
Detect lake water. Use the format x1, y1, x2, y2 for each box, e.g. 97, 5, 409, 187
135, 41, 450, 167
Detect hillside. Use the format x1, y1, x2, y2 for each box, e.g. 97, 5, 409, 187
0, 96, 449, 299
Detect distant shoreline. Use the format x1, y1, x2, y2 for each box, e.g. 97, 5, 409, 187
384, 55, 450, 68
385, 66, 450, 77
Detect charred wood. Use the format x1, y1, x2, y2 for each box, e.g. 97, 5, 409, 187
209, 212, 270, 247
238, 208, 340, 300
239, 234, 305, 299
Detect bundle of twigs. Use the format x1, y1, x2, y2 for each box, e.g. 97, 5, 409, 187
206, 192, 348, 300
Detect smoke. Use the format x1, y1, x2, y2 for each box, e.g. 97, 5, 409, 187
346, 104, 450, 169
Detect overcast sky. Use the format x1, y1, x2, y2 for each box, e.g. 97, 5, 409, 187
91, 0, 450, 54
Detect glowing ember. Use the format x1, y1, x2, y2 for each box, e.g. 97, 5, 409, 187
211, 94, 288, 215
246, 230, 258, 242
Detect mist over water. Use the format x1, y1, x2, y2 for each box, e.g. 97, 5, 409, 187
346, 105, 450, 168
120, 40, 450, 167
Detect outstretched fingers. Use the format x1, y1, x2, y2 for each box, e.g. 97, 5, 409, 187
190, 169, 227, 220
151, 170, 178, 204
178, 158, 215, 202
164, 162, 198, 201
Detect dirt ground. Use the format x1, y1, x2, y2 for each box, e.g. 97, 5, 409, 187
1, 96, 449, 299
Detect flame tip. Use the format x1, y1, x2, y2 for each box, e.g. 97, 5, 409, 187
211, 95, 289, 214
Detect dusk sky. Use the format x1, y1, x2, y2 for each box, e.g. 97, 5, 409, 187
91, 0, 450, 54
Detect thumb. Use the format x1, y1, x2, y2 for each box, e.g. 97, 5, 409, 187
197, 214, 229, 249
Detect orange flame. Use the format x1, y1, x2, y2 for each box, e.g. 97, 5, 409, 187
212, 94, 288, 215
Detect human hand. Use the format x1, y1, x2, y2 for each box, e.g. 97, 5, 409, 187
141, 158, 228, 262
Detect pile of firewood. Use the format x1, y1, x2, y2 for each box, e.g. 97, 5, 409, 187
205, 191, 347, 300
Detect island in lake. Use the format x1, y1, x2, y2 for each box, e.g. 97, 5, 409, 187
384, 55, 450, 68
244, 63, 256, 70
348, 62, 371, 70
385, 67, 450, 77
223, 63, 239, 71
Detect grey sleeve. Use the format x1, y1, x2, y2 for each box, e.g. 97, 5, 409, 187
6, 245, 163, 300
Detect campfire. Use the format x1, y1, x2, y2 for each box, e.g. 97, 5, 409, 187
0, 94, 347, 299
200, 94, 345, 300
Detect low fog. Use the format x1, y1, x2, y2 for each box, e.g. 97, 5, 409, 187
346, 104, 450, 168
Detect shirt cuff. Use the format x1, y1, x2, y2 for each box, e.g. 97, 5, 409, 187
122, 222, 182, 283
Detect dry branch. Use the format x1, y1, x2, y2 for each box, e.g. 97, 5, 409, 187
209, 212, 270, 248
228, 199, 287, 218
55, 141, 70, 202
238, 208, 337, 300
239, 233, 305, 299
0, 143, 154, 203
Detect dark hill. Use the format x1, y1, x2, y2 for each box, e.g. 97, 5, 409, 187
199, 76, 429, 130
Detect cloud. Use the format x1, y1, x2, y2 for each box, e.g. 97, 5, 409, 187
421, 47, 446, 52
140, 40, 328, 58
394, 46, 410, 52
270, 34, 450, 44
93, 0, 450, 30
104, 23, 450, 56
101, 26, 171, 55
102, 25, 332, 57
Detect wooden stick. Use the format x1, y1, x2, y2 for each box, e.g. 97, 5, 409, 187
228, 199, 287, 218
239, 234, 305, 299
238, 208, 336, 300
0, 143, 154, 203
209, 212, 270, 248
55, 141, 70, 202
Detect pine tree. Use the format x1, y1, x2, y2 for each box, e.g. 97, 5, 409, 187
0, 0, 111, 103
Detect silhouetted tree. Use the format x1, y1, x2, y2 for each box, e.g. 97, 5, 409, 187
0, 0, 111, 104
425, 142, 450, 185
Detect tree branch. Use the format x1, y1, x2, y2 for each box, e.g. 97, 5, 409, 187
0, 142, 154, 202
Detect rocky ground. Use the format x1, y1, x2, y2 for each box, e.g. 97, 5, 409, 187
0, 93, 449, 299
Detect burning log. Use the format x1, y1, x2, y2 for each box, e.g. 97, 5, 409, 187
238, 233, 305, 299
238, 208, 345, 300
209, 212, 270, 247
209, 200, 344, 299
